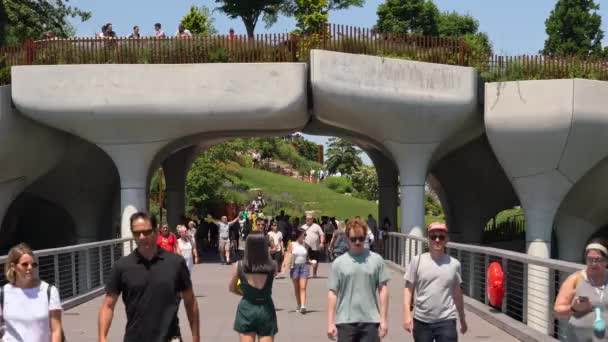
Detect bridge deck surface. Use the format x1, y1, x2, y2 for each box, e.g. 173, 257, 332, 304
63, 260, 519, 341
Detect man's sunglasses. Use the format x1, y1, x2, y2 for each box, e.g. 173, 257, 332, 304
429, 234, 446, 242
132, 228, 155, 237
350, 236, 366, 243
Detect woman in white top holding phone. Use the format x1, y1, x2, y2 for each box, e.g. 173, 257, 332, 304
555, 240, 608, 341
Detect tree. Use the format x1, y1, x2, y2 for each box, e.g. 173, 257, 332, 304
325, 138, 362, 176
350, 165, 378, 200
281, 0, 363, 33
437, 11, 478, 38
0, 0, 90, 46
437, 11, 492, 57
542, 0, 604, 57
375, 0, 439, 35
181, 5, 217, 35
292, 0, 329, 33
214, 0, 284, 37
291, 138, 319, 162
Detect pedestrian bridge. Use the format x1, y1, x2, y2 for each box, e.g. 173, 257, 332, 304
0, 233, 581, 341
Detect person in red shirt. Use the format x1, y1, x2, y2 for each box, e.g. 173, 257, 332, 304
156, 224, 179, 253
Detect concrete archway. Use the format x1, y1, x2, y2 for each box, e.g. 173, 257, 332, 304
0, 193, 77, 253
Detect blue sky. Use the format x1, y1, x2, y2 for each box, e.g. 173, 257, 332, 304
68, 0, 608, 164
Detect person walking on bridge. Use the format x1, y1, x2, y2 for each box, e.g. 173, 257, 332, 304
1, 243, 63, 342
327, 218, 390, 342
207, 213, 240, 265
301, 214, 324, 277
554, 239, 608, 341
229, 232, 278, 341
403, 222, 467, 342
98, 212, 200, 342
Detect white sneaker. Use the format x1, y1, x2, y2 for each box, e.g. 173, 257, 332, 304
299, 306, 307, 314
296, 305, 301, 313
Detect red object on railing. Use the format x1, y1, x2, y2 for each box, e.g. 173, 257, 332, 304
487, 262, 505, 308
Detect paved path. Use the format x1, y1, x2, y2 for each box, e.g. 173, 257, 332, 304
64, 259, 520, 341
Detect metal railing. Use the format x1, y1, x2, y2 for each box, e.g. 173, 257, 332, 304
0, 238, 134, 309
384, 232, 584, 341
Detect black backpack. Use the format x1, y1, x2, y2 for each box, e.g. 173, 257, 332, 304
0, 283, 66, 341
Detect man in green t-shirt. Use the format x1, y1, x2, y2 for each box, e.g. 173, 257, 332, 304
327, 218, 390, 341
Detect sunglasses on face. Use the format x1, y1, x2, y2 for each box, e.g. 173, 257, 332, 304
18, 262, 38, 268
587, 257, 606, 265
429, 234, 446, 242
132, 228, 154, 237
349, 236, 366, 243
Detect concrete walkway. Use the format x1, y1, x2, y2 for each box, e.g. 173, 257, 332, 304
63, 260, 520, 341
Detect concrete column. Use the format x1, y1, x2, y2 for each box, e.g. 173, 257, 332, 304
101, 142, 165, 254
384, 141, 438, 237
512, 171, 571, 334
368, 150, 399, 231
162, 147, 196, 230
384, 142, 438, 264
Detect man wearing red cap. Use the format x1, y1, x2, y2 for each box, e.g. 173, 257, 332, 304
402, 222, 467, 341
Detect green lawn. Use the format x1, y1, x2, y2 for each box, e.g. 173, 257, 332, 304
239, 167, 377, 220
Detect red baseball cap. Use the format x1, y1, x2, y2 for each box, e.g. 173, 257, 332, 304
428, 222, 448, 232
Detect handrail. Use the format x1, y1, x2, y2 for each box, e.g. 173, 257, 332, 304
0, 238, 135, 309
0, 237, 133, 262
388, 232, 583, 273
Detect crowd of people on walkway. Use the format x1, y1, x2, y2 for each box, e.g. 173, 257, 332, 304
8, 202, 608, 341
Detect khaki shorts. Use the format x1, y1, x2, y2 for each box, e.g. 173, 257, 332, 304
219, 238, 230, 252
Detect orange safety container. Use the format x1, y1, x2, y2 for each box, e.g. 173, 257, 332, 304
487, 262, 505, 308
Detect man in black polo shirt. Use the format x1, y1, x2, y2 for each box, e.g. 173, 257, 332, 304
98, 212, 200, 342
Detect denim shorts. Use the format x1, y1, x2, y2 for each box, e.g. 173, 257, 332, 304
290, 263, 309, 279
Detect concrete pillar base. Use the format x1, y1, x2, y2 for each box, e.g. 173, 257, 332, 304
101, 142, 165, 254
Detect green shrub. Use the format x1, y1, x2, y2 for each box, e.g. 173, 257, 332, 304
324, 176, 353, 194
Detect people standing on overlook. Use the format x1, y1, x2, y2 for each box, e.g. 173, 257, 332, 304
555, 239, 608, 341
403, 222, 467, 341
282, 228, 311, 314
98, 212, 200, 342
154, 23, 166, 38
229, 232, 278, 341
177, 225, 199, 274
176, 24, 192, 38
207, 213, 240, 265
301, 214, 324, 277
0, 243, 63, 342
104, 23, 116, 38
128, 25, 140, 38
228, 28, 237, 41
327, 218, 390, 341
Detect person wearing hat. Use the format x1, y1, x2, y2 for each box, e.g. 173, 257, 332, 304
402, 222, 467, 341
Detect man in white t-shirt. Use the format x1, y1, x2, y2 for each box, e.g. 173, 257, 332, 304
403, 222, 467, 341
301, 214, 324, 277
208, 214, 240, 265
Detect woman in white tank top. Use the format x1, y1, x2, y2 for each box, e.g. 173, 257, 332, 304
177, 225, 199, 274
282, 228, 312, 314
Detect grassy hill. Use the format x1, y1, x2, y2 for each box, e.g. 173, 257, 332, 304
239, 167, 377, 220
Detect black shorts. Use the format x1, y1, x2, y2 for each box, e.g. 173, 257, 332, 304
307, 248, 321, 261
337, 323, 379, 342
